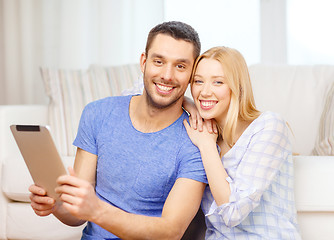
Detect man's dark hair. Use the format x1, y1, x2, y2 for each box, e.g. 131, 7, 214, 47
145, 21, 201, 59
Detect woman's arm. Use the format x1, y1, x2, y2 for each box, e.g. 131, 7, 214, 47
183, 119, 231, 205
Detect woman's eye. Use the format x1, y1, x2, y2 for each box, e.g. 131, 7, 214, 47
214, 81, 224, 85
193, 80, 203, 84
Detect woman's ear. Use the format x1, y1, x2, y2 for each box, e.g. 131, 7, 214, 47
140, 52, 147, 74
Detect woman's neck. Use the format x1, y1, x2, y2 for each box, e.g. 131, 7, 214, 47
216, 117, 252, 156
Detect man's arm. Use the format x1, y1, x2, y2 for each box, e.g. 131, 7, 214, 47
53, 147, 98, 226
56, 148, 206, 239
29, 147, 97, 226
96, 178, 205, 239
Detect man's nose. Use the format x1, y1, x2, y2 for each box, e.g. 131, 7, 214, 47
161, 64, 174, 81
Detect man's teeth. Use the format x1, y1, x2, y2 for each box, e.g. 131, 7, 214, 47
201, 101, 216, 107
157, 84, 173, 91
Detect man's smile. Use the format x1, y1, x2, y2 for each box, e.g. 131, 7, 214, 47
155, 83, 175, 94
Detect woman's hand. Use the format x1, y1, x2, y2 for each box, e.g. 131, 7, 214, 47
183, 119, 218, 150
182, 96, 218, 133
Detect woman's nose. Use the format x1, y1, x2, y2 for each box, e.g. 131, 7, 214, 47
200, 82, 212, 97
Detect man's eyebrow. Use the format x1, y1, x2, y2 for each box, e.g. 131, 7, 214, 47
150, 53, 192, 64
177, 58, 191, 64
150, 53, 164, 59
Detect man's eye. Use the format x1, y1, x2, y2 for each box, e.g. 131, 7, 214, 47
154, 60, 163, 65
177, 64, 186, 69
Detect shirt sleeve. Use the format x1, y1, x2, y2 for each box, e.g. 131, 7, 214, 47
177, 136, 208, 184
73, 102, 99, 155
208, 113, 291, 227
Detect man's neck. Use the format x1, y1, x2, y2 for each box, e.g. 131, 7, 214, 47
129, 95, 184, 133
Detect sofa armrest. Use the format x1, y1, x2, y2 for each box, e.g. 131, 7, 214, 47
0, 105, 48, 239
294, 155, 334, 212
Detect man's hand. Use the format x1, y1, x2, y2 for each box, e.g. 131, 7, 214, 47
55, 167, 102, 223
29, 184, 56, 217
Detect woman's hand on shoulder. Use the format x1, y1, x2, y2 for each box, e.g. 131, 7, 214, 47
182, 96, 218, 134
183, 118, 218, 149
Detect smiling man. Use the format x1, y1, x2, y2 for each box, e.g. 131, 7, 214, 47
29, 21, 207, 240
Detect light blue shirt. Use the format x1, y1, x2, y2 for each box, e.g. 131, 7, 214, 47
202, 111, 301, 239
73, 95, 207, 239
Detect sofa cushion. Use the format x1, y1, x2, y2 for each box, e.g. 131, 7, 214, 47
40, 64, 142, 157
249, 64, 334, 155
6, 202, 85, 239
2, 156, 75, 202
313, 81, 334, 155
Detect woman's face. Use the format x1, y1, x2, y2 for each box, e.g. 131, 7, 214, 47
191, 58, 231, 122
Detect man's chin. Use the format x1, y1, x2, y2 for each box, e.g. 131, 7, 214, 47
146, 94, 183, 110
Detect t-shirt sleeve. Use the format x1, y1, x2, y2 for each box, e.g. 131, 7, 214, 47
73, 102, 99, 155
177, 139, 208, 184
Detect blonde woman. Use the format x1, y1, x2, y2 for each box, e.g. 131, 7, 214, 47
183, 47, 301, 239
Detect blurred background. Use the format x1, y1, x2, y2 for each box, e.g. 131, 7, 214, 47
1, 0, 333, 105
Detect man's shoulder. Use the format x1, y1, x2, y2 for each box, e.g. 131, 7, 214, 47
84, 95, 131, 111
174, 112, 199, 150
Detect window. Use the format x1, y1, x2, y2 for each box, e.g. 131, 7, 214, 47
287, 0, 334, 64
164, 0, 260, 65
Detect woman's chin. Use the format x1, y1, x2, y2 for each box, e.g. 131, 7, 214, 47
199, 112, 215, 121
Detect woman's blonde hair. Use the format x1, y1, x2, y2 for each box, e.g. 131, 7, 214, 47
191, 46, 261, 147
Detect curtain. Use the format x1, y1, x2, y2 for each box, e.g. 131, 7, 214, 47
0, 0, 164, 105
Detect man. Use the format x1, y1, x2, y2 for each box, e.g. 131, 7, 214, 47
29, 21, 207, 239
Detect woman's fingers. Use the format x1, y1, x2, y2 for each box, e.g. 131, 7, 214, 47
188, 113, 204, 131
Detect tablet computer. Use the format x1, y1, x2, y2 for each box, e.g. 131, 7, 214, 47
10, 125, 67, 199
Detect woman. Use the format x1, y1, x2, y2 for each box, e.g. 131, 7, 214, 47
183, 47, 301, 239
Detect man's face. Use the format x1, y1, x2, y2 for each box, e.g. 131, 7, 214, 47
140, 34, 195, 109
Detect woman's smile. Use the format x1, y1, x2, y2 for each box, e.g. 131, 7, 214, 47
199, 100, 217, 110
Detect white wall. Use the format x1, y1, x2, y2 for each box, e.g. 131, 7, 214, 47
164, 0, 261, 65
0, 0, 164, 105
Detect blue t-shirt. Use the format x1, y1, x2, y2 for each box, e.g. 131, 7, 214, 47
73, 95, 207, 239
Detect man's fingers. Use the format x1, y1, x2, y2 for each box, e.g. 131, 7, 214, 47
68, 167, 76, 177
59, 192, 79, 206
55, 183, 81, 197
57, 174, 84, 188
29, 184, 46, 196
30, 193, 55, 205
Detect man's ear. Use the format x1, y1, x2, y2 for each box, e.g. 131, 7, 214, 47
140, 52, 146, 74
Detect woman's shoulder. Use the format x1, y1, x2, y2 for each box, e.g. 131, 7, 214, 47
254, 111, 288, 133
259, 111, 285, 122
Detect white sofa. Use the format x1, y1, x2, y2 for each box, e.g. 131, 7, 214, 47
0, 64, 334, 240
